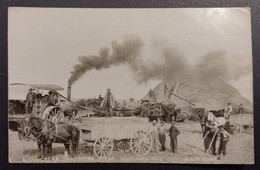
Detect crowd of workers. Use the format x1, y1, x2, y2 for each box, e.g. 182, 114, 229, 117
150, 118, 180, 153
147, 102, 239, 160
25, 87, 244, 160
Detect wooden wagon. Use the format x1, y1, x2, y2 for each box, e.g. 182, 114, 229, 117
74, 117, 153, 158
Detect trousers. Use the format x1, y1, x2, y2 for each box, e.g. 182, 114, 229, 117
218, 139, 228, 156
159, 134, 166, 151
170, 137, 177, 153
105, 106, 113, 117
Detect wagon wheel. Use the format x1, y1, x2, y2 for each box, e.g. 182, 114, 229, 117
47, 107, 63, 123
234, 124, 242, 134
116, 140, 131, 153
78, 144, 93, 155
130, 130, 152, 156
93, 137, 113, 157
193, 113, 200, 122
248, 123, 254, 135
176, 111, 190, 122
8, 103, 15, 115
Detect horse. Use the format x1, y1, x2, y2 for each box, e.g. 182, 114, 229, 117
24, 117, 80, 158
203, 111, 226, 155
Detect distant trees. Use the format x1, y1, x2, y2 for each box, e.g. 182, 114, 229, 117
129, 98, 135, 102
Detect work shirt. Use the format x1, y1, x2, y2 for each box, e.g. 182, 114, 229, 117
26, 92, 34, 101
150, 125, 159, 138
169, 125, 180, 138
158, 125, 167, 135
225, 105, 233, 114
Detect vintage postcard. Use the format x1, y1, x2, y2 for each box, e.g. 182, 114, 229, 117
8, 7, 254, 164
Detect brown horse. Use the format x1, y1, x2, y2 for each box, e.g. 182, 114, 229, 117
25, 117, 80, 158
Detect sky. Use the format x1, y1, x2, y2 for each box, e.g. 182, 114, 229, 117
8, 8, 253, 102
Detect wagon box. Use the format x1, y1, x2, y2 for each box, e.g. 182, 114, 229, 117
75, 117, 153, 157
79, 117, 150, 140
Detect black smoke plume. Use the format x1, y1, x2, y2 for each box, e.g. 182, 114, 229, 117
68, 36, 251, 86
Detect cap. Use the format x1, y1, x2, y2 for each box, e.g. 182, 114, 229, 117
160, 121, 165, 124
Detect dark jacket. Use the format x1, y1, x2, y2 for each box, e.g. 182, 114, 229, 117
169, 125, 180, 138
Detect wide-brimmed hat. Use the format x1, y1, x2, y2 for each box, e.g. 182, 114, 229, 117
160, 121, 165, 124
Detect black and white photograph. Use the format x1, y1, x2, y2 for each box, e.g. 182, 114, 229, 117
8, 7, 254, 164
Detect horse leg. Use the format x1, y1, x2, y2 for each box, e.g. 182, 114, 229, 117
50, 143, 52, 154
69, 142, 73, 158
47, 143, 52, 157
41, 144, 46, 159
71, 140, 79, 158
64, 144, 69, 157
37, 142, 42, 159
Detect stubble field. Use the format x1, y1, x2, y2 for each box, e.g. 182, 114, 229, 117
9, 114, 254, 164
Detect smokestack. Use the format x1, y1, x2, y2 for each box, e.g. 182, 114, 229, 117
164, 84, 167, 96
67, 86, 71, 101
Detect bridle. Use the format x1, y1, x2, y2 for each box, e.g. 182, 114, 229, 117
24, 121, 46, 140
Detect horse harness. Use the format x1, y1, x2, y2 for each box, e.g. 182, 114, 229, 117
27, 122, 70, 143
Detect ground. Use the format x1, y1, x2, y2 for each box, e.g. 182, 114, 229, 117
8, 114, 254, 164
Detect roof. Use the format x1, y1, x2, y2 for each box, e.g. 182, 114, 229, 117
9, 83, 64, 100
10, 83, 64, 91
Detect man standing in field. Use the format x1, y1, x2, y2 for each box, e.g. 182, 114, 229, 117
224, 103, 233, 120
158, 121, 167, 152
167, 117, 180, 153
100, 88, 115, 117
237, 104, 244, 114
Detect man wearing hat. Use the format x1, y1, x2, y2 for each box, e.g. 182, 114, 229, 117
224, 103, 233, 120
100, 88, 115, 117
150, 120, 160, 153
168, 117, 180, 153
26, 88, 35, 114
158, 120, 167, 152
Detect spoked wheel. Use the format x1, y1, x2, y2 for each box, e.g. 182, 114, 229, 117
234, 124, 242, 134
47, 107, 63, 123
193, 114, 200, 122
130, 130, 152, 156
249, 123, 254, 135
93, 137, 113, 157
116, 139, 131, 153
176, 111, 190, 122
78, 144, 93, 155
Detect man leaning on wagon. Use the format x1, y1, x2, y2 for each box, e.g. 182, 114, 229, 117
100, 88, 115, 117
